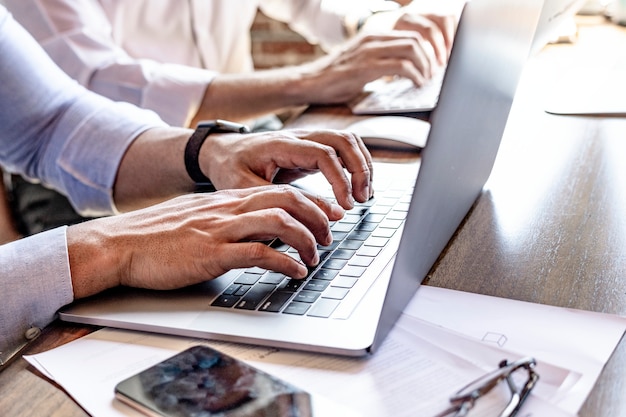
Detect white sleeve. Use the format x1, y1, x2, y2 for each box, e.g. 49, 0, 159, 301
258, 0, 390, 51
4, 0, 215, 127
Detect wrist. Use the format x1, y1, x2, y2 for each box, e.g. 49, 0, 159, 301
67, 220, 121, 299
185, 120, 250, 187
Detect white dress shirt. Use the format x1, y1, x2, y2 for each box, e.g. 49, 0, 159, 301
5, 0, 366, 126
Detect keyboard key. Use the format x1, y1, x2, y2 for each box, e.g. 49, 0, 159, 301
323, 259, 349, 270
332, 249, 356, 260
280, 278, 307, 292
340, 266, 367, 278
368, 206, 391, 215
318, 250, 332, 262
234, 286, 250, 297
211, 294, 240, 308
260, 272, 286, 285
331, 231, 348, 241
339, 214, 362, 224
348, 230, 370, 241
332, 277, 358, 288
257, 291, 291, 312
322, 287, 350, 300
221, 284, 241, 296
354, 222, 377, 232
234, 272, 261, 285
357, 246, 382, 257
348, 255, 374, 267
372, 227, 396, 238
380, 219, 403, 229
363, 213, 385, 223
376, 197, 399, 206
235, 283, 276, 310
339, 239, 363, 250
282, 301, 311, 315
386, 211, 407, 220
303, 279, 330, 292
365, 237, 389, 247
295, 290, 321, 303
397, 201, 411, 209
331, 222, 354, 233
307, 299, 341, 318
313, 269, 339, 281
319, 241, 340, 250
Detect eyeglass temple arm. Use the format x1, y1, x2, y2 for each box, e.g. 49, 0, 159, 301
498, 367, 540, 417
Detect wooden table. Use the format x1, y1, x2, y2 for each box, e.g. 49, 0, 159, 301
1, 16, 625, 417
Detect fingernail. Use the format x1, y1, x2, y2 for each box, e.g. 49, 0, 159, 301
331, 203, 345, 218
296, 262, 308, 278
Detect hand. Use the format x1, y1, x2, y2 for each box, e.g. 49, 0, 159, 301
391, 13, 456, 65
296, 32, 440, 104
360, 9, 457, 66
68, 185, 346, 298
199, 129, 373, 210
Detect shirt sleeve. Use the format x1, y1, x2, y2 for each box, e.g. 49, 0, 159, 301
258, 0, 391, 52
0, 227, 73, 364
0, 7, 166, 216
258, 0, 348, 51
4, 0, 214, 127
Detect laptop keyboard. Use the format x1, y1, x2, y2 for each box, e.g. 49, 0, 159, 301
351, 72, 445, 114
210, 173, 416, 319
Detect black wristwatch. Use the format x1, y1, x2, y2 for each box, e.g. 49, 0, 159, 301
184, 119, 250, 184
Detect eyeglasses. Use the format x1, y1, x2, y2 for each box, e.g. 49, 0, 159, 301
434, 357, 539, 417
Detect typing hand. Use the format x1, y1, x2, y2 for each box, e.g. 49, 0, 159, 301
68, 186, 345, 298
295, 32, 440, 104
390, 13, 456, 65
200, 129, 373, 210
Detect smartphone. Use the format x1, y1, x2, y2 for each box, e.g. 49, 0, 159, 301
114, 345, 312, 417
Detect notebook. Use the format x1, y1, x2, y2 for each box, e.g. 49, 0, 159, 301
60, 0, 544, 357
350, 0, 586, 115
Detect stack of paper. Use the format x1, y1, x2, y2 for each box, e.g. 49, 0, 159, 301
25, 286, 626, 417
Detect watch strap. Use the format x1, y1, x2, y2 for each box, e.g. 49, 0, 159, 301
184, 120, 250, 184
184, 124, 214, 183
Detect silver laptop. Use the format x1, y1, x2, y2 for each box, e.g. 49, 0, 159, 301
60, 0, 544, 357
350, 0, 585, 115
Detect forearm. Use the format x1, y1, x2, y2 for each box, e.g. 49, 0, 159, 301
0, 173, 20, 244
113, 127, 196, 212
189, 69, 313, 126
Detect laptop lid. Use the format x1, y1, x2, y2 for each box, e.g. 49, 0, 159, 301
59, 0, 544, 357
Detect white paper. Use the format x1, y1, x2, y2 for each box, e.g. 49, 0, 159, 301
406, 285, 626, 413
26, 317, 575, 417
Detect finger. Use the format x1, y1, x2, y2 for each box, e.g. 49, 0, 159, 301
213, 242, 309, 279
296, 188, 346, 222
282, 130, 373, 206
357, 35, 435, 80
325, 131, 374, 203
234, 186, 335, 248
219, 205, 321, 267
429, 14, 457, 55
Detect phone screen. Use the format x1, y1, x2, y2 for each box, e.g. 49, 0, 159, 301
115, 345, 312, 417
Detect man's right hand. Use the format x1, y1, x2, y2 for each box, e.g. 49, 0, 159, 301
67, 185, 345, 299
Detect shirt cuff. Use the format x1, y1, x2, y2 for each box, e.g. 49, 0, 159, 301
0, 226, 73, 364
